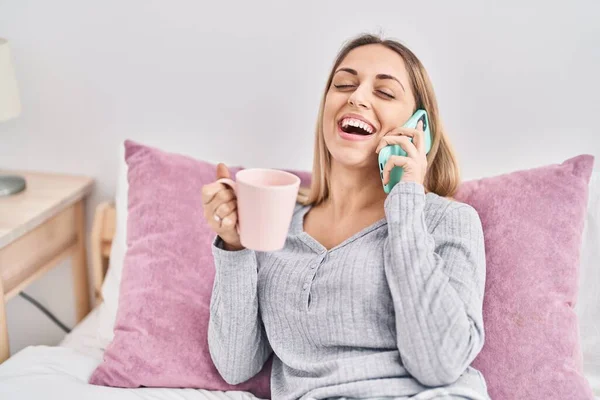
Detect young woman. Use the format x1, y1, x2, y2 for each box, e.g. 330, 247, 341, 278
201, 33, 489, 400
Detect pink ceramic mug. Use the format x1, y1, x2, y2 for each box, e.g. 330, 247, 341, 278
217, 168, 301, 252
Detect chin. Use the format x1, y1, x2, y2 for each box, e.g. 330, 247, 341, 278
323, 124, 377, 168
327, 146, 376, 170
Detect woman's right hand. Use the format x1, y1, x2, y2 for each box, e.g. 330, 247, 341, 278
202, 163, 245, 251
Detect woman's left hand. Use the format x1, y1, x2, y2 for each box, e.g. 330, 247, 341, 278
375, 120, 428, 186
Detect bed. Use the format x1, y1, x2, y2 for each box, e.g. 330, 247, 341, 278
0, 201, 263, 400
0, 154, 598, 400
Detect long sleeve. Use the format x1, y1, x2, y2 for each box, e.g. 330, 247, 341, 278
207, 236, 273, 385
383, 181, 486, 387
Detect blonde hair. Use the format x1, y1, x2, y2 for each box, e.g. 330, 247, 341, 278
298, 33, 461, 205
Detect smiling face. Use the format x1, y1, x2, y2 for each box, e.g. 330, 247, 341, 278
322, 44, 417, 169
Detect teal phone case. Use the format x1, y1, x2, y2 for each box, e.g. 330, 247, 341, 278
378, 109, 432, 194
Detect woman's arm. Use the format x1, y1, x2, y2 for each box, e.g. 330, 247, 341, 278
383, 181, 486, 387
207, 236, 273, 385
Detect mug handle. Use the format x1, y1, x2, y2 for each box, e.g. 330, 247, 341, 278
216, 178, 241, 235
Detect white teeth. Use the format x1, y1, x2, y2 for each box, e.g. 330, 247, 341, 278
341, 118, 374, 133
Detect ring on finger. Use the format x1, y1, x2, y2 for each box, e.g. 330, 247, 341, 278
213, 213, 222, 226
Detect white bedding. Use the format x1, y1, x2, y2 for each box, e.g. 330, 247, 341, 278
58, 302, 110, 359
0, 303, 263, 400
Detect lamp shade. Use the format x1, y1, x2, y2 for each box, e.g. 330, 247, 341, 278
0, 38, 21, 122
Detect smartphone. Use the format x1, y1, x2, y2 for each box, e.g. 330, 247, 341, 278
378, 109, 432, 194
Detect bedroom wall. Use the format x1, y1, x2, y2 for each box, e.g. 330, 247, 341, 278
0, 0, 598, 355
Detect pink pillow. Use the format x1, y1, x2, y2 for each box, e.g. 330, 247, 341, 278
89, 140, 307, 396
454, 154, 595, 399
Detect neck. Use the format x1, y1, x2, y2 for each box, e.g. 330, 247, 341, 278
323, 161, 388, 220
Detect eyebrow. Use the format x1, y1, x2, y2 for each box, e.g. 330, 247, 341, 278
334, 67, 406, 92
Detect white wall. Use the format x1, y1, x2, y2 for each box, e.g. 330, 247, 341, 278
0, 0, 598, 355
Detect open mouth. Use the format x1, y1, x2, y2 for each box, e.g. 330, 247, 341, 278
338, 117, 375, 136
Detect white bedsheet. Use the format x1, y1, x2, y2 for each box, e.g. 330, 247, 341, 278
58, 302, 110, 358
0, 303, 264, 400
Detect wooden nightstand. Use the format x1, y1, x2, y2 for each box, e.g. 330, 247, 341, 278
0, 170, 94, 363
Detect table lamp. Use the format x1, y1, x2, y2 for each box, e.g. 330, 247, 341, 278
0, 37, 25, 197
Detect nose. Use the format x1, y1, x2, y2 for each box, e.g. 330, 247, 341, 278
347, 85, 370, 109
348, 98, 367, 109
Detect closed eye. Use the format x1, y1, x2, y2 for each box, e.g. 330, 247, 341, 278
377, 90, 395, 99
334, 84, 395, 98
334, 84, 395, 100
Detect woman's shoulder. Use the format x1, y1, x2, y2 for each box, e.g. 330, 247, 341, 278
427, 190, 473, 210
425, 190, 455, 207
425, 192, 481, 228
285, 201, 312, 236
293, 200, 310, 214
